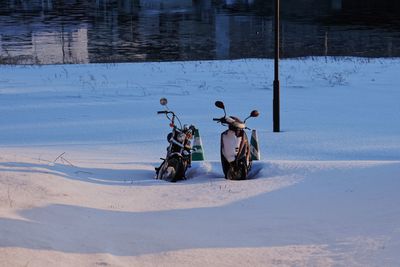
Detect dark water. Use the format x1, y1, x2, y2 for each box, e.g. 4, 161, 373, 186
1, 0, 400, 64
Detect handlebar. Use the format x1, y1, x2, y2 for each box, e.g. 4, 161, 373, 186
158, 110, 182, 128
213, 117, 226, 123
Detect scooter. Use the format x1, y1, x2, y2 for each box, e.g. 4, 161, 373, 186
213, 101, 259, 180
155, 98, 196, 182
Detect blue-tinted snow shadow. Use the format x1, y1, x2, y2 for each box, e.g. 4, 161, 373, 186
0, 161, 159, 186
0, 202, 294, 256
2, 163, 399, 257
0, 195, 322, 256
0, 161, 278, 186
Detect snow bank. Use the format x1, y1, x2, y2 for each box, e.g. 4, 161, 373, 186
0, 58, 399, 266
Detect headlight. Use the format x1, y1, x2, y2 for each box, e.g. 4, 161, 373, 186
177, 133, 186, 142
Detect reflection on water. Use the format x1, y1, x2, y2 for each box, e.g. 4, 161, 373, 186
0, 0, 400, 64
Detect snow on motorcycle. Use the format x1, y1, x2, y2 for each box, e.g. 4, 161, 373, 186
155, 98, 196, 182
213, 101, 259, 180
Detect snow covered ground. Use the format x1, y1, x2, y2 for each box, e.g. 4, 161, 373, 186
0, 58, 399, 266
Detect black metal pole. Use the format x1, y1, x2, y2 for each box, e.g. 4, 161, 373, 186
273, 0, 280, 132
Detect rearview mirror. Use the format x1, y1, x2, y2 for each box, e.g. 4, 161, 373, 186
160, 98, 168, 106
215, 101, 225, 109
250, 110, 259, 117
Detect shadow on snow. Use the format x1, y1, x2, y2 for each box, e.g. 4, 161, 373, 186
0, 160, 277, 186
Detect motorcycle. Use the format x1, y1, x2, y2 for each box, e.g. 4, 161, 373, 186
213, 101, 259, 180
155, 98, 196, 182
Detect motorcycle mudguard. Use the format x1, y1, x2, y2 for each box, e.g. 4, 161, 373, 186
221, 130, 242, 163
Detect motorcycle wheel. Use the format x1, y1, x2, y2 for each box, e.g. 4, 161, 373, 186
162, 166, 176, 181
162, 157, 182, 182
226, 161, 247, 181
